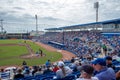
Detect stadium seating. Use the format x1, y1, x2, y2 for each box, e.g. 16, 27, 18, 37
53, 74, 76, 80
0, 72, 10, 80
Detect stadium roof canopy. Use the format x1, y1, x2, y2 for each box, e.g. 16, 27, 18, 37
102, 18, 120, 24
45, 18, 120, 30
59, 22, 101, 30
45, 28, 62, 30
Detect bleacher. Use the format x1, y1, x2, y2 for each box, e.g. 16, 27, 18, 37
14, 70, 80, 80
0, 56, 120, 80
0, 72, 10, 80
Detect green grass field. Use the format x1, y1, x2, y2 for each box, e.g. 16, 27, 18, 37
0, 39, 62, 66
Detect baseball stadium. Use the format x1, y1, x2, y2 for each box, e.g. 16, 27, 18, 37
0, 0, 120, 80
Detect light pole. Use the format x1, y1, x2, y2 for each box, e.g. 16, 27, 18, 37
0, 19, 4, 33
0, 19, 4, 39
94, 2, 99, 22
62, 29, 64, 44
35, 15, 38, 33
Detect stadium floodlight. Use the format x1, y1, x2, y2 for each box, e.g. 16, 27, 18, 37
35, 15, 38, 33
94, 2, 99, 22
62, 29, 64, 44
0, 19, 4, 33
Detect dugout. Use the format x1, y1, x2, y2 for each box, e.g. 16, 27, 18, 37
48, 41, 65, 49
6, 33, 30, 39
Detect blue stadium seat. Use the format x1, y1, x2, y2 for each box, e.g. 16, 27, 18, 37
115, 65, 120, 73
40, 76, 53, 80
54, 74, 76, 80
45, 72, 56, 76
72, 71, 81, 78
35, 74, 46, 78
24, 76, 36, 80
14, 78, 24, 80
0, 72, 10, 80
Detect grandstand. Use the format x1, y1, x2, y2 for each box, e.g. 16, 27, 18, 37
43, 18, 120, 53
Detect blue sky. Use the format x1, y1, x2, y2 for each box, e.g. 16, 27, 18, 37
0, 0, 120, 33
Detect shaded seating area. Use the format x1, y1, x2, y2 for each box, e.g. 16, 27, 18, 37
48, 41, 65, 49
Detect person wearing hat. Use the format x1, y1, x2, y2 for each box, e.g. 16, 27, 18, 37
92, 58, 116, 80
76, 65, 98, 80
56, 61, 73, 79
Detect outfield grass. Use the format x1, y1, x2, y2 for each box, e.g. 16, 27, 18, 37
0, 39, 22, 44
0, 39, 62, 66
0, 46, 28, 59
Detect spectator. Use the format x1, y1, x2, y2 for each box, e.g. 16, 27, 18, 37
34, 67, 43, 76
92, 58, 116, 80
24, 70, 31, 77
31, 66, 38, 76
0, 68, 10, 80
43, 66, 53, 74
52, 63, 59, 72
14, 69, 24, 79
76, 65, 98, 80
73, 61, 81, 72
71, 57, 75, 63
56, 61, 73, 79
105, 56, 115, 70
45, 60, 51, 67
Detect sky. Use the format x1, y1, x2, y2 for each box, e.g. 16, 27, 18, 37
0, 0, 120, 33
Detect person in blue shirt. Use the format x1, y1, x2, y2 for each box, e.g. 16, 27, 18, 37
92, 58, 116, 80
45, 60, 51, 67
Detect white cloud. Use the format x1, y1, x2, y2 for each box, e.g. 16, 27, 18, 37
0, 0, 120, 33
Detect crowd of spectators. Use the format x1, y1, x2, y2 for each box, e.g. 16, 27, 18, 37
0, 56, 120, 80
1, 31, 120, 80
38, 31, 120, 59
